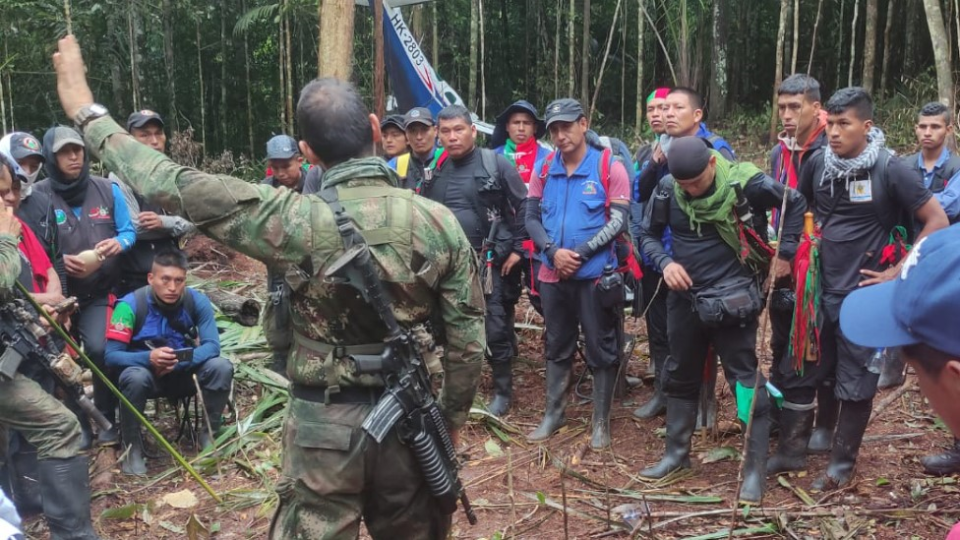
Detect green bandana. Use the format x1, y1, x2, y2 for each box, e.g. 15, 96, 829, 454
673, 151, 768, 270
320, 157, 401, 190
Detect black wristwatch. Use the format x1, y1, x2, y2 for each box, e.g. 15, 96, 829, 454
74, 103, 109, 130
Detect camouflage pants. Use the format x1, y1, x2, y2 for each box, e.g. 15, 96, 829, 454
0, 373, 82, 465
269, 397, 452, 540
263, 273, 292, 373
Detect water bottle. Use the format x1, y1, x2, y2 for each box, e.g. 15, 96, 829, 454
867, 348, 886, 374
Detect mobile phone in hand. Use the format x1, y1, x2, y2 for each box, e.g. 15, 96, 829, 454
172, 348, 194, 363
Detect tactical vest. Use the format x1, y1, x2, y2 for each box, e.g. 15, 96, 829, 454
540, 146, 617, 279
50, 176, 120, 298
904, 151, 960, 194
120, 193, 180, 278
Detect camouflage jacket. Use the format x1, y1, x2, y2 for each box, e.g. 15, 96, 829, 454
0, 234, 21, 291
83, 117, 485, 429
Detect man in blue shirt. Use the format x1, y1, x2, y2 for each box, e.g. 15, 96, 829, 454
35, 125, 137, 447
105, 249, 234, 475
903, 102, 960, 222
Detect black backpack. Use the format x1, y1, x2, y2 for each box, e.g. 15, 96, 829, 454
131, 286, 199, 343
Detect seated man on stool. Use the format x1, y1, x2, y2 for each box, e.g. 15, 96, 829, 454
104, 249, 233, 475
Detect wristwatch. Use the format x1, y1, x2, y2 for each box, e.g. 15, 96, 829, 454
74, 103, 109, 130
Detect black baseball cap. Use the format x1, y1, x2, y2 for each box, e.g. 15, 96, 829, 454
7, 132, 44, 163
380, 114, 406, 132
127, 110, 165, 131
404, 107, 436, 128
544, 98, 585, 127
667, 137, 713, 180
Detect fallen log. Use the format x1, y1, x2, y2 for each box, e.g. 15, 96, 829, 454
205, 289, 261, 326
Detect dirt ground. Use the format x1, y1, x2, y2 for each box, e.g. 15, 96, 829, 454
22, 240, 958, 539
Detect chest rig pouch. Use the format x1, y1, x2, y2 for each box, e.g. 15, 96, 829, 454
693, 275, 763, 328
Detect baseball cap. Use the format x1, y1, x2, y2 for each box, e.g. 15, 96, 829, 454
380, 114, 406, 132
404, 107, 435, 128
7, 132, 44, 163
49, 126, 85, 153
544, 98, 585, 128
126, 109, 165, 131
840, 225, 960, 357
667, 136, 712, 180
266, 135, 299, 160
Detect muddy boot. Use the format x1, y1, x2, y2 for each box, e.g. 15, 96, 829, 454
633, 354, 667, 419
639, 398, 698, 480
738, 391, 770, 505
812, 399, 872, 490
527, 359, 572, 442
119, 409, 146, 476
487, 361, 513, 417
877, 350, 906, 389
920, 438, 960, 475
10, 447, 43, 518
199, 389, 229, 450
768, 407, 815, 475
808, 382, 839, 454
590, 366, 616, 450
37, 456, 101, 540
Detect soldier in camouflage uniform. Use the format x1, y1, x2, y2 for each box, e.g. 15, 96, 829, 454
53, 36, 486, 539
0, 153, 100, 540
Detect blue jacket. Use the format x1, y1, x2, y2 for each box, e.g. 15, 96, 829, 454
105, 288, 221, 372
540, 146, 617, 279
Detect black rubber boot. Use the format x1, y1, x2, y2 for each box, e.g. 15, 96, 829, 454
10, 447, 43, 518
270, 350, 289, 377
487, 361, 513, 417
37, 456, 101, 540
119, 408, 147, 476
527, 359, 572, 442
738, 391, 771, 505
639, 398, 698, 480
633, 354, 666, 419
199, 389, 230, 450
808, 382, 839, 454
812, 399, 872, 490
920, 438, 960, 475
590, 366, 616, 449
768, 407, 815, 475
877, 351, 906, 389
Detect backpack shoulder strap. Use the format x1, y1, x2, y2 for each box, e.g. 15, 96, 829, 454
479, 148, 499, 181
539, 151, 557, 182
133, 286, 149, 338
870, 151, 900, 234
598, 147, 613, 196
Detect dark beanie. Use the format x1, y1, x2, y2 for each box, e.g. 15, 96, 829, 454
668, 136, 712, 180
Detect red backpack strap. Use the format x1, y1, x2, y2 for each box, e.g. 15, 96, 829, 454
598, 148, 613, 208
434, 149, 450, 171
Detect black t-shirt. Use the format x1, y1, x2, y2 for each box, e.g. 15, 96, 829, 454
799, 151, 931, 296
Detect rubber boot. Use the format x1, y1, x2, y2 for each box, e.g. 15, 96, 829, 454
877, 351, 906, 389
812, 399, 872, 490
37, 456, 101, 540
119, 408, 147, 476
10, 447, 43, 518
487, 361, 513, 417
199, 389, 229, 450
590, 366, 616, 450
738, 391, 770, 505
92, 376, 119, 446
639, 398, 698, 479
633, 354, 666, 419
920, 438, 960, 475
527, 360, 572, 442
807, 382, 839, 454
767, 408, 815, 475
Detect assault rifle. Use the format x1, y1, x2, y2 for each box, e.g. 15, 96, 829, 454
0, 292, 112, 432
325, 243, 478, 525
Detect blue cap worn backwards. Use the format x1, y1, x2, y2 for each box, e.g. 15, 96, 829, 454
840, 224, 960, 357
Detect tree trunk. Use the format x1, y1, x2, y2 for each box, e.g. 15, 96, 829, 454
317, 0, 355, 80
848, 0, 859, 86
411, 5, 423, 43
108, 14, 125, 113
790, 0, 800, 73
128, 0, 140, 111
279, 2, 288, 134
220, 0, 229, 151
769, 0, 789, 142
468, 0, 478, 109
205, 289, 261, 327
554, 0, 561, 97
880, 0, 896, 93
374, 0, 385, 119
954, 0, 960, 73
836, 0, 845, 88
480, 0, 487, 118
196, 18, 207, 156
635, 0, 644, 134
284, 13, 294, 133
64, 0, 73, 35
589, 0, 621, 120
580, 0, 591, 107
620, 1, 627, 126
0, 62, 6, 134
679, 0, 690, 85
432, 2, 438, 68
862, 0, 878, 93
807, 0, 824, 72
922, 0, 955, 112
162, 0, 178, 131
567, 0, 575, 96
242, 0, 254, 156
710, 0, 727, 119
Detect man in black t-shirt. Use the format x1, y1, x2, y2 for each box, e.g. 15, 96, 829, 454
770, 88, 948, 489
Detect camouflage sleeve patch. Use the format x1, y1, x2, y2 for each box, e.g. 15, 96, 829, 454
0, 234, 21, 291
106, 302, 136, 344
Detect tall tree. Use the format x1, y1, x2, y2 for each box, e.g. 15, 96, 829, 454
162, 0, 178, 131
220, 0, 229, 147
468, 0, 478, 109
580, 0, 591, 106
769, 0, 789, 142
241, 0, 254, 156
848, 0, 859, 86
128, 0, 141, 110
790, 0, 800, 73
807, 0, 824, 72
880, 0, 896, 93
679, 0, 690, 85
317, 0, 355, 80
922, 0, 955, 111
710, 0, 728, 119
862, 0, 878, 93
635, 0, 645, 134
567, 0, 575, 96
